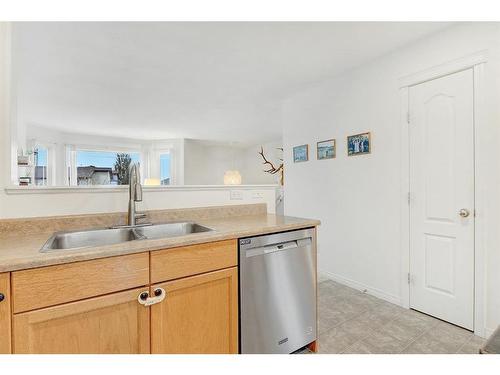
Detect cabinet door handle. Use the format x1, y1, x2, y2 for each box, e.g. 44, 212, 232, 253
137, 288, 166, 306
0, 293, 4, 302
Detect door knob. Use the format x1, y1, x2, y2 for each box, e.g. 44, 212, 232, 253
459, 209, 470, 218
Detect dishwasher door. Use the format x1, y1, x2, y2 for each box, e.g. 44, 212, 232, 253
239, 228, 316, 354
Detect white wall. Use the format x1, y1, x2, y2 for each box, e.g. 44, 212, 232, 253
242, 140, 283, 185
184, 140, 236, 185
283, 23, 500, 336
0, 186, 277, 219
184, 139, 282, 185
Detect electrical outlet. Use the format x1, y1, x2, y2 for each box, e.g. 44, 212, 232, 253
252, 192, 264, 199
230, 190, 244, 200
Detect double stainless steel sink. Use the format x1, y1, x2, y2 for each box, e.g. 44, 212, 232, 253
41, 222, 213, 252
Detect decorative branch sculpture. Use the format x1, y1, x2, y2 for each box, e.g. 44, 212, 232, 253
258, 146, 284, 186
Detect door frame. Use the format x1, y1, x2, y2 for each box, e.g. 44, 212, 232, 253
399, 50, 488, 337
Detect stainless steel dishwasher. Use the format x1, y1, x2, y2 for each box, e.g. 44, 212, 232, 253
239, 228, 316, 354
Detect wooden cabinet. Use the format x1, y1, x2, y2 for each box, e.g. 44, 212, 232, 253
10, 240, 239, 354
13, 287, 150, 354
151, 239, 237, 283
151, 267, 238, 354
0, 273, 11, 354
12, 253, 149, 313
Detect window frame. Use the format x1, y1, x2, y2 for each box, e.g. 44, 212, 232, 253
33, 145, 49, 186
67, 144, 144, 186
27, 140, 57, 187
159, 150, 172, 186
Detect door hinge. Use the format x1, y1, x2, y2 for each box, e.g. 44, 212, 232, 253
407, 273, 411, 284
407, 192, 411, 205
406, 111, 410, 124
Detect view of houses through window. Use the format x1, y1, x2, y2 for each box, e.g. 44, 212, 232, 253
25, 145, 175, 187
76, 150, 140, 186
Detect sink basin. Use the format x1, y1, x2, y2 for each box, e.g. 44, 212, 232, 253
133, 222, 212, 240
41, 222, 213, 252
41, 227, 142, 251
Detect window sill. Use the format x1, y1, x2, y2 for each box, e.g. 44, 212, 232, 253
4, 184, 280, 194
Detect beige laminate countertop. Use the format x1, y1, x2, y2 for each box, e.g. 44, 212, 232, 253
0, 214, 320, 273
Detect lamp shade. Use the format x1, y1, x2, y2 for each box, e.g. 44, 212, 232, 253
223, 170, 242, 185
144, 178, 161, 186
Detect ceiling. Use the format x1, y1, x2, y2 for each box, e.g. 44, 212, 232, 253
13, 22, 452, 144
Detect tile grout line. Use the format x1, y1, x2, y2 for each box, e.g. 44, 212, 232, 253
345, 312, 440, 354
395, 313, 451, 353
341, 309, 412, 354
454, 334, 475, 354
319, 299, 373, 335
323, 312, 378, 353
397, 322, 438, 354
320, 283, 412, 353
332, 299, 411, 354
318, 292, 386, 351
343, 303, 448, 353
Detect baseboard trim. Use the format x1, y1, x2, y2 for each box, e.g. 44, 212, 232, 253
319, 270, 403, 307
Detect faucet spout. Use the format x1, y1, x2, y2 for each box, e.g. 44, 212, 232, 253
133, 164, 143, 202
127, 162, 145, 226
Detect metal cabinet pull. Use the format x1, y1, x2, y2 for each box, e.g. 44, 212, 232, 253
137, 288, 166, 306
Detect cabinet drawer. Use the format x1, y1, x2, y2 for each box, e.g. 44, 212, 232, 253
12, 253, 149, 313
151, 239, 237, 283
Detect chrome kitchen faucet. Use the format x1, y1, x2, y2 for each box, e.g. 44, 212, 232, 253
127, 162, 147, 226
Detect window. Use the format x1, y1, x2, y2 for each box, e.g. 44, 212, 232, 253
160, 152, 171, 185
34, 147, 48, 186
75, 150, 140, 186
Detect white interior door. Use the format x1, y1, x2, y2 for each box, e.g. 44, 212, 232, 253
409, 68, 474, 330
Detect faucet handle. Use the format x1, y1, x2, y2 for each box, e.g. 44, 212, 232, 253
135, 213, 149, 224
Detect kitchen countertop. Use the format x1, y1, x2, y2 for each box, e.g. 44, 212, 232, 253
0, 213, 320, 273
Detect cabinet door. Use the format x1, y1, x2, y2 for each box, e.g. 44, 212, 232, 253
13, 287, 150, 354
0, 273, 11, 354
151, 267, 238, 354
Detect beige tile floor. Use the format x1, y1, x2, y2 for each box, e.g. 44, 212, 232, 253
310, 279, 485, 354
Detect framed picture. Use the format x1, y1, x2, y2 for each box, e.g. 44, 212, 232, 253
293, 144, 309, 163
317, 139, 336, 160
347, 132, 371, 156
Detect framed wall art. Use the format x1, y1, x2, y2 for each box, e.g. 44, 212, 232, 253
317, 139, 336, 160
347, 132, 371, 156
293, 144, 309, 163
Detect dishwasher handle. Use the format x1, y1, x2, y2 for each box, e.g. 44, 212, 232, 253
245, 237, 312, 258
